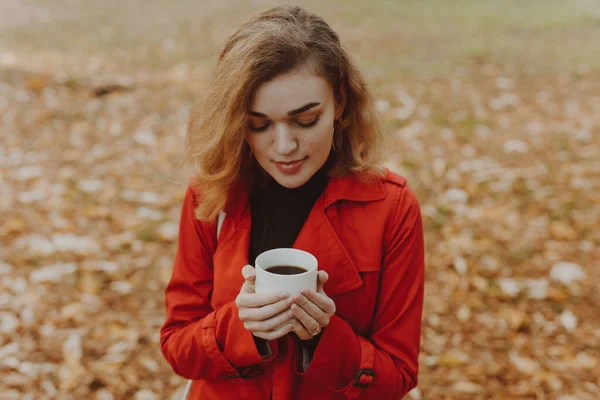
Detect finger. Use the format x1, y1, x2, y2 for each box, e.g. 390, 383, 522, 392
244, 308, 294, 332
292, 293, 331, 327
294, 291, 335, 330
300, 289, 336, 315
253, 322, 294, 341
236, 291, 288, 308
292, 293, 324, 317
316, 270, 329, 292
240, 297, 292, 322
290, 303, 321, 334
238, 279, 255, 294
238, 266, 257, 294
290, 318, 312, 341
241, 265, 256, 280
240, 280, 255, 293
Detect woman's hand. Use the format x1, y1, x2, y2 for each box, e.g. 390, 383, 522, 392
290, 271, 336, 340
235, 265, 295, 341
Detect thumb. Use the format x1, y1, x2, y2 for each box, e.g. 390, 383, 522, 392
239, 265, 256, 294
316, 270, 329, 292
241, 264, 256, 282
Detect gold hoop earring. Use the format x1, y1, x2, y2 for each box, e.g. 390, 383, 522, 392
244, 142, 254, 159
332, 119, 342, 151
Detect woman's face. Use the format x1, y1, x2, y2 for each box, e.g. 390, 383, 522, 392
245, 65, 345, 189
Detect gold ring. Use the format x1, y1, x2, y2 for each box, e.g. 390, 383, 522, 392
308, 326, 321, 336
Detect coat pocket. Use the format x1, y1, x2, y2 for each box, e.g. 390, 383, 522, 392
332, 265, 380, 336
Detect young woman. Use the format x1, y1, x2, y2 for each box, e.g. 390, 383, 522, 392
160, 5, 424, 399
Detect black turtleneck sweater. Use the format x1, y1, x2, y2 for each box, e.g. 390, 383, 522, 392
248, 167, 328, 366
249, 168, 328, 265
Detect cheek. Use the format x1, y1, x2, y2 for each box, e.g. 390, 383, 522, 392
245, 135, 266, 157
310, 126, 333, 148
319, 135, 333, 152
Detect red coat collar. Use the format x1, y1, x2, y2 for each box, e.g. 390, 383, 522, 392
223, 170, 388, 223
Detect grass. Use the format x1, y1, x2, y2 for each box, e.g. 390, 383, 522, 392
1, 0, 599, 80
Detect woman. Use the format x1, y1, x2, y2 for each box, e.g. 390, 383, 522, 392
160, 5, 424, 399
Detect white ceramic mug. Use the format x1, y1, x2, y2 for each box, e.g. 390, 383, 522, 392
254, 248, 318, 294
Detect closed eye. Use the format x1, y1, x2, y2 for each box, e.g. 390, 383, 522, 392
248, 123, 270, 132
296, 116, 320, 128
248, 116, 320, 132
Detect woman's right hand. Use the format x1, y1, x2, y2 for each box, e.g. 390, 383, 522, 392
235, 265, 295, 341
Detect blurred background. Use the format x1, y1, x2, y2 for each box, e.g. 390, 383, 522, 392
1, 0, 599, 399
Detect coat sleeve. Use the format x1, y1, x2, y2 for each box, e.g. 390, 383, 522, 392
160, 186, 277, 380
296, 184, 424, 398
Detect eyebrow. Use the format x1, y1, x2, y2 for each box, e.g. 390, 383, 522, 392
248, 102, 321, 118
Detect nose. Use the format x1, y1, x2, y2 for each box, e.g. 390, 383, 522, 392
272, 124, 298, 156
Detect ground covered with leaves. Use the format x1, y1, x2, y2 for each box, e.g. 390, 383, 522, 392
1, 1, 599, 399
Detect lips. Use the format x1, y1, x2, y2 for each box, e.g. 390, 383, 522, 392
275, 158, 305, 165
274, 157, 307, 175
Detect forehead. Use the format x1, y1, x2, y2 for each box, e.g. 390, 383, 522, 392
250, 66, 332, 116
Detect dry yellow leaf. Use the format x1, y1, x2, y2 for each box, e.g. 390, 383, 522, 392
550, 221, 578, 240
438, 350, 469, 367
547, 287, 569, 302
26, 75, 49, 92
81, 271, 102, 295
58, 362, 86, 392
2, 217, 26, 235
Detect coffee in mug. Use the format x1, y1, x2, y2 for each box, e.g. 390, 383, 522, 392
264, 265, 307, 275
254, 248, 317, 294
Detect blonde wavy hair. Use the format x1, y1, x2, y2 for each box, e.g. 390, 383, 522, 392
187, 5, 385, 221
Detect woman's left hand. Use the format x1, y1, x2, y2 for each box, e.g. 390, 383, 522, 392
289, 270, 336, 340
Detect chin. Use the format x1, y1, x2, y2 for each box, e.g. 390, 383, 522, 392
269, 168, 313, 189
272, 174, 309, 189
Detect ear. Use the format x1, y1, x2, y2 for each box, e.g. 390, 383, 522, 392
334, 81, 347, 121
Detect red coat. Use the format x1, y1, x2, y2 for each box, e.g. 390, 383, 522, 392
160, 170, 425, 399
